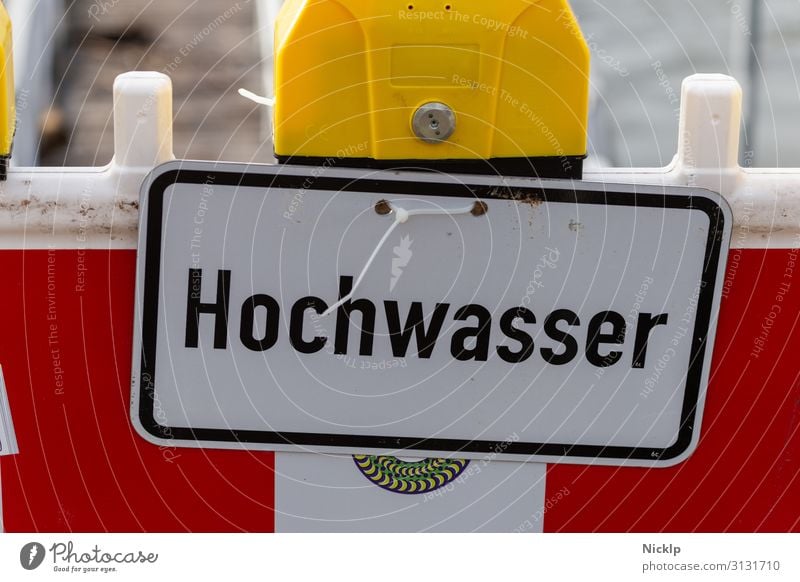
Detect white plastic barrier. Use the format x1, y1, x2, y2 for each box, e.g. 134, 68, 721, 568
0, 72, 174, 249
0, 70, 797, 533
1, 72, 795, 251
589, 74, 799, 249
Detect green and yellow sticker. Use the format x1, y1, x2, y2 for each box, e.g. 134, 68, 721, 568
353, 455, 470, 495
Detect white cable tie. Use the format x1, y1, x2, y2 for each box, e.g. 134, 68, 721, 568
320, 201, 478, 317
238, 88, 276, 107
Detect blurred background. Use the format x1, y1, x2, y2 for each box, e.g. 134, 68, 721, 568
6, 0, 800, 168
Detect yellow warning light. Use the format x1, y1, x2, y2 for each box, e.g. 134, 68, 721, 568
273, 0, 590, 175
0, 2, 14, 178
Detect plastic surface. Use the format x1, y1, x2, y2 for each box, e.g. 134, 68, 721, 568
0, 3, 14, 160
272, 0, 590, 160
1, 71, 800, 532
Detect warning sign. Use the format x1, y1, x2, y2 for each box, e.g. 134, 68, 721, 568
132, 161, 731, 467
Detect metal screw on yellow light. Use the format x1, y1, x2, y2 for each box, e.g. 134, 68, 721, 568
412, 102, 457, 143
0, 2, 14, 180
272, 0, 590, 178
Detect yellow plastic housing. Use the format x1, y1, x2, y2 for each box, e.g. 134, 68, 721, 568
273, 0, 590, 161
0, 3, 13, 161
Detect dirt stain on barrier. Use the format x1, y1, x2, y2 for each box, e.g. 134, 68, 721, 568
117, 200, 139, 211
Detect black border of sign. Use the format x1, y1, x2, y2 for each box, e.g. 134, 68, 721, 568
138, 167, 726, 462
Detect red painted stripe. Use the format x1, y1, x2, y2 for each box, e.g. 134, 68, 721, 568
0, 250, 275, 532
545, 248, 800, 532
3, 248, 798, 532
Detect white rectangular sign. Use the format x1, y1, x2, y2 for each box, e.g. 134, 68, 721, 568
132, 161, 732, 466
